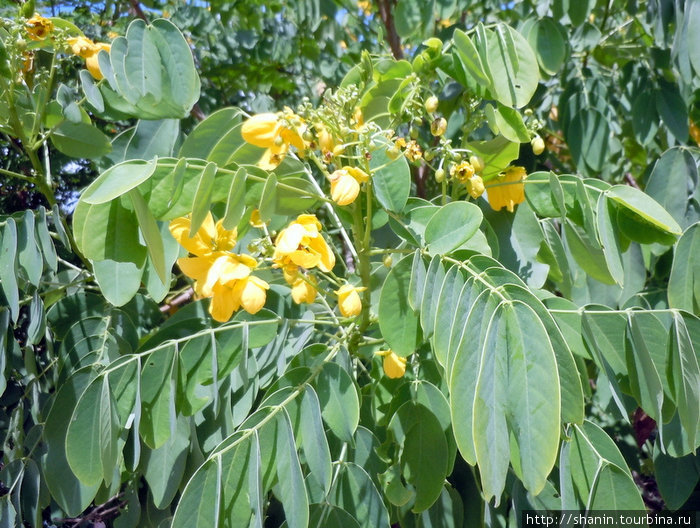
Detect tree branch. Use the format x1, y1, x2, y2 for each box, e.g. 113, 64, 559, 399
376, 0, 404, 60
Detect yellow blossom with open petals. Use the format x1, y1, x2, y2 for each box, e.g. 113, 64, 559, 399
273, 214, 335, 272
169, 212, 237, 257
450, 161, 475, 184
336, 284, 366, 317
486, 166, 527, 213
241, 112, 307, 170
404, 140, 422, 162
376, 350, 407, 379
169, 213, 266, 321
25, 14, 53, 41
291, 275, 317, 304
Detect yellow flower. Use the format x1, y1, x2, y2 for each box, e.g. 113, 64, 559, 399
169, 213, 267, 321
291, 275, 317, 304
450, 161, 475, 184
376, 350, 407, 379
68, 36, 97, 58
352, 107, 364, 129
430, 117, 447, 137
404, 140, 422, 162
357, 0, 372, 16
316, 124, 335, 153
329, 166, 369, 206
465, 175, 485, 199
241, 112, 307, 170
85, 43, 110, 80
169, 212, 237, 256
107, 31, 120, 40
25, 14, 53, 41
273, 214, 335, 272
336, 284, 366, 317
486, 166, 527, 213
21, 51, 34, 74
249, 209, 266, 228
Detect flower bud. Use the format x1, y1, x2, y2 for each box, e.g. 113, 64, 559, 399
387, 146, 401, 160
430, 117, 447, 137
435, 168, 445, 183
531, 136, 545, 155
375, 350, 407, 379
465, 175, 485, 199
424, 95, 439, 113
336, 284, 366, 317
330, 171, 360, 206
383, 254, 393, 267
469, 155, 484, 173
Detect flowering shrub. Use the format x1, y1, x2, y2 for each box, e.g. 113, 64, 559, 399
1, 3, 700, 527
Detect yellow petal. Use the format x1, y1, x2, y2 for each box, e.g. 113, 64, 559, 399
26, 15, 54, 41
307, 236, 335, 272
241, 113, 282, 148
215, 219, 237, 251
289, 249, 322, 269
291, 276, 317, 304
209, 283, 237, 322
275, 223, 306, 256
169, 214, 216, 256
337, 284, 363, 317
383, 351, 407, 379
176, 256, 214, 282
345, 166, 370, 183
239, 276, 269, 314
258, 146, 287, 171
68, 36, 97, 58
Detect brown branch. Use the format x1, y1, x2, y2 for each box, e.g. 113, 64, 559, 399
623, 172, 640, 189
160, 287, 194, 313
128, 0, 148, 22
376, 0, 404, 60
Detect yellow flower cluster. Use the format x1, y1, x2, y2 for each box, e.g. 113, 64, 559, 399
67, 36, 111, 80
273, 214, 335, 305
241, 111, 307, 170
486, 166, 527, 213
25, 14, 53, 41
451, 161, 484, 199
169, 213, 269, 322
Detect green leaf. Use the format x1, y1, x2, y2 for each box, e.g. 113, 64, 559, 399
420, 256, 446, 340
688, 0, 700, 77
655, 83, 689, 143
171, 458, 222, 528
93, 258, 145, 307
180, 108, 244, 160
653, 443, 700, 511
596, 194, 624, 286
379, 255, 422, 356
81, 158, 157, 205
80, 70, 104, 112
607, 185, 683, 237
669, 313, 700, 448
258, 173, 278, 223
567, 108, 610, 172
626, 316, 664, 423
396, 405, 448, 512
563, 219, 616, 284
143, 415, 190, 509
565, 421, 643, 510
485, 24, 539, 108
329, 463, 390, 528
276, 410, 309, 528
222, 167, 248, 230
130, 189, 166, 282
65, 376, 109, 486
453, 29, 490, 87
189, 161, 218, 236
504, 302, 561, 495
371, 139, 411, 213
646, 148, 698, 230
300, 387, 332, 493
0, 219, 19, 321
140, 344, 177, 449
668, 223, 700, 313
51, 121, 112, 159
527, 17, 567, 75
425, 201, 483, 254
314, 362, 359, 443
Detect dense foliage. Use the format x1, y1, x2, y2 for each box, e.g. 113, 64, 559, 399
1, 0, 700, 527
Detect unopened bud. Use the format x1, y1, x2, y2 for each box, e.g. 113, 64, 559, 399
383, 254, 393, 267
531, 136, 545, 155
435, 168, 445, 183
430, 117, 447, 137
469, 155, 484, 173
424, 95, 439, 113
